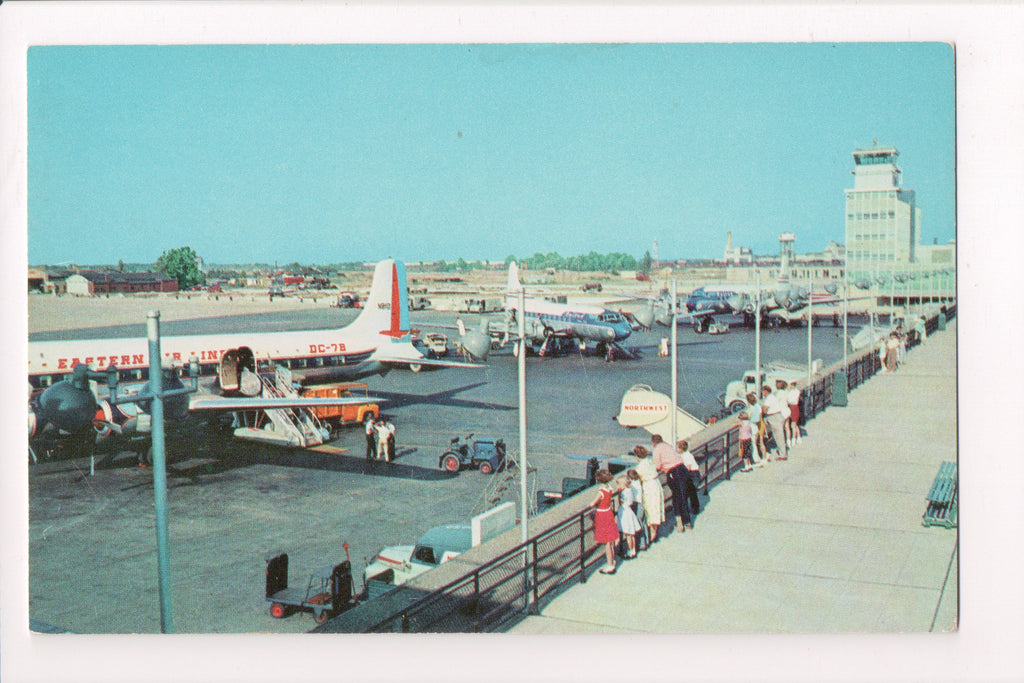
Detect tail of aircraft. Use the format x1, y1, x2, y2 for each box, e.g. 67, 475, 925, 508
505, 261, 524, 309
347, 259, 411, 341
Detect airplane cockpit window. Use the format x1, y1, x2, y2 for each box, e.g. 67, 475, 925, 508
599, 312, 625, 323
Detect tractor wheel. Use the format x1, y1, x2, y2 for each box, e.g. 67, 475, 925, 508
270, 602, 287, 619
442, 453, 461, 473
479, 461, 494, 475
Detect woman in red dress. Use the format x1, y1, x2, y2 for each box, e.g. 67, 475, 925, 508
590, 469, 621, 574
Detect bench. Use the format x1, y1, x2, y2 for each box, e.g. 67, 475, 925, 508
922, 461, 957, 528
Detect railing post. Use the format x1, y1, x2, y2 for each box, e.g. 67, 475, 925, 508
579, 513, 587, 583
531, 540, 540, 613
724, 433, 732, 480
473, 572, 481, 632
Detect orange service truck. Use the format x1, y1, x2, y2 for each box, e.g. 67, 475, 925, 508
300, 382, 379, 426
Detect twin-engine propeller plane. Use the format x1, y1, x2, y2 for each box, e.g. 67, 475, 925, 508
28, 259, 481, 460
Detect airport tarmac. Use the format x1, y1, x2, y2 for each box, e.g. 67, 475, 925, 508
28, 306, 864, 633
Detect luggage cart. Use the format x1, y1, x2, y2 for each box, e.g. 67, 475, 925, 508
265, 546, 355, 624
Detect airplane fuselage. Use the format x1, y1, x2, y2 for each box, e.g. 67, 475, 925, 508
28, 327, 387, 392
513, 299, 632, 344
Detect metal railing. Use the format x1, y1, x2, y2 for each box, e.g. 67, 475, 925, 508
363, 510, 599, 633
343, 306, 952, 633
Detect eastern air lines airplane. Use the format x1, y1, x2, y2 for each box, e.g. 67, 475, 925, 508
28, 259, 480, 456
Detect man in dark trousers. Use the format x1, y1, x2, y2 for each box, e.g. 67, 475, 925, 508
676, 440, 702, 517
651, 434, 692, 532
364, 416, 377, 463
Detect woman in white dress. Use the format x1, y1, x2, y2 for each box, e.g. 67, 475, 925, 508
633, 446, 664, 544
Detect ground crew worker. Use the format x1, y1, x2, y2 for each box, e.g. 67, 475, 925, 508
364, 416, 377, 462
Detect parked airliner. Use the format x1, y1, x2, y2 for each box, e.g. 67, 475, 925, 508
497, 262, 634, 357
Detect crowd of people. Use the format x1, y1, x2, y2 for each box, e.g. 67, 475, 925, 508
364, 415, 396, 463
590, 381, 804, 575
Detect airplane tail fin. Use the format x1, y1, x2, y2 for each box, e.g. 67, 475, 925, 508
507, 261, 522, 292
348, 259, 410, 340
505, 261, 523, 309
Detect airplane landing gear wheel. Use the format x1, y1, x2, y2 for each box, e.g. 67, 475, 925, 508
270, 602, 287, 619
313, 610, 329, 624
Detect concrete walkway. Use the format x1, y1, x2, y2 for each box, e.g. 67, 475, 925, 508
510, 321, 958, 634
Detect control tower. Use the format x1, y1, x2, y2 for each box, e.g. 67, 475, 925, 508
844, 145, 921, 281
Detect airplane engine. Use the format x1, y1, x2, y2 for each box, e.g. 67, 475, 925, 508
135, 367, 190, 421
726, 293, 746, 313
32, 376, 99, 436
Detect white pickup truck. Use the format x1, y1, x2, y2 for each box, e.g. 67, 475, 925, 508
719, 361, 821, 415
362, 502, 516, 599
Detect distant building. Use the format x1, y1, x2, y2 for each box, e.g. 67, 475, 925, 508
778, 232, 796, 264
723, 232, 753, 264
65, 271, 178, 296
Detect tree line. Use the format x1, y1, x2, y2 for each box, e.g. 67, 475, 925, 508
148, 247, 656, 290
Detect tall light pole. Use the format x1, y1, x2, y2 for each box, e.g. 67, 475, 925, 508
670, 278, 678, 448
806, 268, 813, 389
517, 284, 528, 545
843, 253, 849, 375
147, 311, 174, 634
754, 268, 762, 393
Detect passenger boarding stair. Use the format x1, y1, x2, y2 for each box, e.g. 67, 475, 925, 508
232, 364, 329, 448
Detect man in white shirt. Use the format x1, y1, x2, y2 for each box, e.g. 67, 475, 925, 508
761, 385, 789, 460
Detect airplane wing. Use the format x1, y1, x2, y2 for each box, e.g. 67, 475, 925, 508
376, 355, 485, 369
188, 395, 388, 411
774, 294, 875, 317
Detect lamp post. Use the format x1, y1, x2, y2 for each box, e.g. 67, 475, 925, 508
806, 268, 813, 390
517, 284, 528, 546
671, 278, 678, 448
754, 268, 762, 394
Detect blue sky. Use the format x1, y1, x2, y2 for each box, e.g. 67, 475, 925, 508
28, 43, 954, 266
